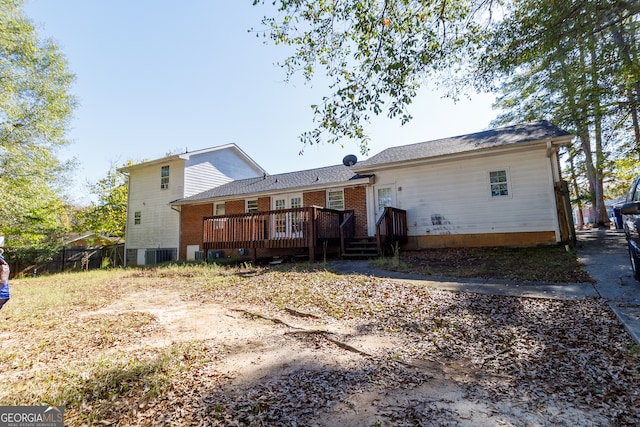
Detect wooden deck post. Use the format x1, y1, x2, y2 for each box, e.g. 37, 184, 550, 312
308, 207, 317, 262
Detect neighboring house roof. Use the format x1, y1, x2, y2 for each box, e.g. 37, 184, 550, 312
63, 232, 123, 247
353, 120, 573, 171
118, 143, 266, 174
173, 164, 372, 205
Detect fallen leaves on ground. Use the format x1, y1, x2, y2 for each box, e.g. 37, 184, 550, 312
1, 265, 638, 426
192, 270, 638, 425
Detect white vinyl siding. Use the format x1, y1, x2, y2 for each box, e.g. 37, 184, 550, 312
123, 144, 264, 265
125, 158, 183, 253
183, 148, 265, 197
365, 148, 557, 237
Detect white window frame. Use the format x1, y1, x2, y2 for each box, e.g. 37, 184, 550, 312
489, 169, 511, 198
134, 211, 141, 225
160, 165, 170, 190
375, 185, 395, 216
213, 203, 226, 230
246, 199, 259, 213
271, 194, 303, 237
271, 194, 303, 210
327, 189, 345, 210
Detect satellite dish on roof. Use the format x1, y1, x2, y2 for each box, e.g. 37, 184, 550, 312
343, 154, 358, 167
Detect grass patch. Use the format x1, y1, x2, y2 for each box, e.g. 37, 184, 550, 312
1, 263, 387, 417
371, 256, 411, 272
395, 246, 592, 282
5, 341, 211, 424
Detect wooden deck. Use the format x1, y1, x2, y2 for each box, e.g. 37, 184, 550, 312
203, 207, 354, 262
202, 206, 407, 262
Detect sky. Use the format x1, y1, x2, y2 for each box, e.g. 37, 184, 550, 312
23, 0, 499, 205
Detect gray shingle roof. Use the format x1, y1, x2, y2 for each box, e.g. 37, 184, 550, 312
174, 121, 571, 204
176, 164, 364, 203
353, 120, 572, 170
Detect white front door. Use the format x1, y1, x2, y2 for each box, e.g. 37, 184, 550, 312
272, 194, 303, 238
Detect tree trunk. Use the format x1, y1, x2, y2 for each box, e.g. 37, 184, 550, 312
589, 38, 610, 228
567, 152, 585, 229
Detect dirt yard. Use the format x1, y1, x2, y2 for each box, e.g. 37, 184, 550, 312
1, 265, 639, 426
86, 276, 640, 427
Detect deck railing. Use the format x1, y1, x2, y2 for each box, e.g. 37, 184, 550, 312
202, 206, 406, 261
376, 207, 408, 255
203, 207, 348, 254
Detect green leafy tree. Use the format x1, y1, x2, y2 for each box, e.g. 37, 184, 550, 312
255, 1, 639, 229
252, 0, 493, 154
480, 0, 640, 227
609, 156, 640, 199
0, 0, 76, 261
77, 163, 130, 239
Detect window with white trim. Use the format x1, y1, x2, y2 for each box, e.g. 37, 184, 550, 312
134, 211, 141, 225
290, 196, 302, 233
489, 170, 510, 197
290, 196, 302, 209
246, 199, 259, 213
327, 189, 345, 210
377, 187, 393, 212
213, 203, 226, 230
160, 166, 169, 189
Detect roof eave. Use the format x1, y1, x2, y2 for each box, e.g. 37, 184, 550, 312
170, 175, 373, 206
353, 135, 574, 173
118, 155, 183, 173
118, 143, 267, 175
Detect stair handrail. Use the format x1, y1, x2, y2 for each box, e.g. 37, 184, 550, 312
339, 210, 355, 255
376, 207, 408, 255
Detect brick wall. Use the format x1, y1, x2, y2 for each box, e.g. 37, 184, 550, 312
225, 200, 245, 215
180, 203, 213, 259
345, 186, 368, 237
178, 186, 371, 260
304, 190, 326, 207
258, 197, 271, 211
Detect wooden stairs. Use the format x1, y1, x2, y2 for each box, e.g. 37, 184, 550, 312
342, 236, 379, 258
